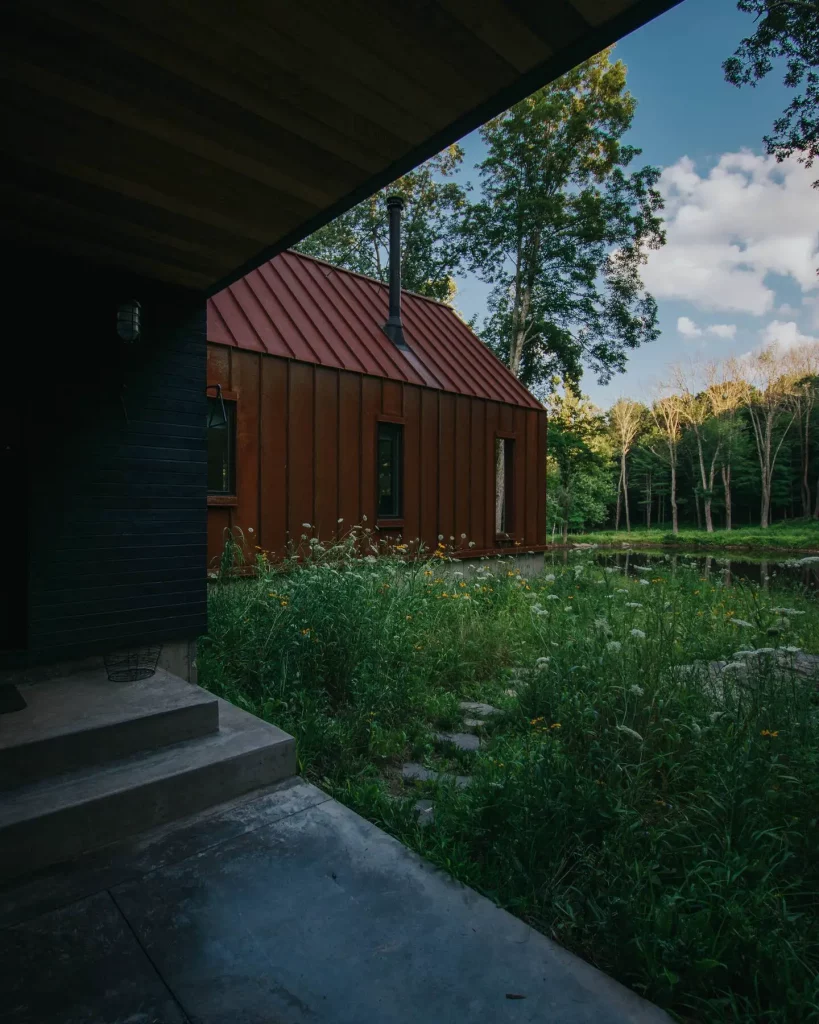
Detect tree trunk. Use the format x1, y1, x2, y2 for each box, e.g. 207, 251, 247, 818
694, 491, 702, 530
562, 519, 568, 543
802, 407, 811, 517
722, 464, 732, 531
621, 451, 631, 532
645, 473, 652, 529
615, 474, 622, 532
670, 463, 679, 534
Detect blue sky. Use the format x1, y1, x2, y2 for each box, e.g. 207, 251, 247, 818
448, 0, 819, 408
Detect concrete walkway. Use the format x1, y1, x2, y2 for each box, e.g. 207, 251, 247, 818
0, 778, 669, 1024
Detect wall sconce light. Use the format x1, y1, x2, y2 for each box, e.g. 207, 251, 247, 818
117, 299, 142, 343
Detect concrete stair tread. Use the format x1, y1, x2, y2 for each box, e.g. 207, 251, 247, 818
0, 698, 296, 879
0, 669, 220, 789
0, 700, 290, 828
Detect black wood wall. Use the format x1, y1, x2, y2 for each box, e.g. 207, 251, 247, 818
2, 257, 207, 667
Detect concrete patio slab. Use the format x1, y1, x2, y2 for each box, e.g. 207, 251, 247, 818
0, 779, 670, 1024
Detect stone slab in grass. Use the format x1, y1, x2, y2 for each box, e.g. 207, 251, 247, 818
459, 701, 501, 718
402, 763, 472, 789
462, 718, 487, 732
434, 731, 481, 752
414, 799, 434, 827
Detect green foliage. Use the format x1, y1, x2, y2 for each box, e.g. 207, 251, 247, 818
200, 544, 819, 1022
465, 49, 665, 389
568, 518, 819, 550
724, 0, 819, 186
294, 147, 467, 301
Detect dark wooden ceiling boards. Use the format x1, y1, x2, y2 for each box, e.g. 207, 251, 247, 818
0, 0, 681, 292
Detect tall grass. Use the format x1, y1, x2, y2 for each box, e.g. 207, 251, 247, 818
200, 537, 819, 1023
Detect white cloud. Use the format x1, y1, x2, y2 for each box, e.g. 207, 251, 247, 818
677, 315, 702, 337
706, 323, 737, 339
643, 151, 819, 317
759, 320, 819, 351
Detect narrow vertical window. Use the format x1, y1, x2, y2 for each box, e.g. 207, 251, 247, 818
207, 398, 236, 495
377, 422, 403, 518
495, 437, 515, 534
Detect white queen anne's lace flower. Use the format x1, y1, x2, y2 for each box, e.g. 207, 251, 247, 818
626, 602, 642, 609
616, 724, 643, 742
606, 640, 622, 652
629, 628, 646, 639
730, 619, 754, 628
629, 684, 644, 696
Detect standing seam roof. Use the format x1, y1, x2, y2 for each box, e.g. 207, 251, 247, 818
207, 250, 542, 409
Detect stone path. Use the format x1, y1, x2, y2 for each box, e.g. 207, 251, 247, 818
403, 699, 504, 822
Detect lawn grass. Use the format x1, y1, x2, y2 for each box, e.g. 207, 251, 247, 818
560, 518, 819, 552
199, 540, 819, 1023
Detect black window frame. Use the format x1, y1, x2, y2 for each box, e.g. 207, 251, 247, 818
207, 396, 237, 496
377, 420, 404, 519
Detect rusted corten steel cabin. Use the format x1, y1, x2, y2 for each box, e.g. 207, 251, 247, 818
205, 242, 547, 565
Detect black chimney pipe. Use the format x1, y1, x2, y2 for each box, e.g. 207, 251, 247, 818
382, 194, 409, 350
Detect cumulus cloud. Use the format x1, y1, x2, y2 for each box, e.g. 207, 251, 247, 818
643, 151, 819, 317
676, 316, 737, 340
759, 320, 819, 351
707, 323, 737, 339
677, 315, 701, 337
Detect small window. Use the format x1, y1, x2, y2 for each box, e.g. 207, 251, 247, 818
377, 422, 403, 518
207, 397, 236, 495
495, 437, 515, 534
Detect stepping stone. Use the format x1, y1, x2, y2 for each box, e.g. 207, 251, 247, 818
433, 731, 481, 752
462, 718, 486, 732
414, 799, 434, 827
459, 701, 500, 718
402, 763, 472, 789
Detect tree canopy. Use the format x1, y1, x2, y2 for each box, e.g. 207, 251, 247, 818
465, 49, 665, 391
294, 147, 467, 301
724, 0, 819, 186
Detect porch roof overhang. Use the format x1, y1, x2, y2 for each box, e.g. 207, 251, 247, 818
1, 0, 681, 295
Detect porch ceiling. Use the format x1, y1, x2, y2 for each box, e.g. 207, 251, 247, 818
1, 0, 681, 294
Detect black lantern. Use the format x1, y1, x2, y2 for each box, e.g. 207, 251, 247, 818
206, 383, 228, 429
116, 299, 142, 343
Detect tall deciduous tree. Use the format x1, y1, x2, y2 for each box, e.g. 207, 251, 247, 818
465, 49, 665, 391
609, 399, 644, 533
294, 148, 467, 301
731, 347, 798, 528
649, 394, 683, 534
724, 0, 819, 186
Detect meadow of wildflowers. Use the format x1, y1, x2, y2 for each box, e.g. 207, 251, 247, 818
201, 533, 818, 1023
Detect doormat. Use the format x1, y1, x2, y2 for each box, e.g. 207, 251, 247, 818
0, 684, 27, 714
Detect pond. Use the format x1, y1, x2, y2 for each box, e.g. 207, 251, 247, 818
547, 547, 819, 591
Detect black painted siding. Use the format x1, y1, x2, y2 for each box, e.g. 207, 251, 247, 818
3, 259, 207, 665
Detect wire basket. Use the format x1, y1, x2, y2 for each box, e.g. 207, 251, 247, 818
104, 645, 162, 682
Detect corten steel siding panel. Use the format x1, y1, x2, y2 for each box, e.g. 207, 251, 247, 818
454, 396, 471, 544
470, 401, 487, 549
419, 389, 439, 545
338, 372, 362, 532
314, 367, 340, 537
484, 402, 500, 541
513, 406, 528, 542
260, 357, 288, 555
437, 393, 456, 544
403, 386, 422, 543
233, 350, 262, 540
360, 376, 382, 524
16, 263, 207, 664
288, 363, 316, 540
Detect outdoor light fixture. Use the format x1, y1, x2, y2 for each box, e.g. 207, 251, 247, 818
206, 383, 228, 429
116, 299, 142, 343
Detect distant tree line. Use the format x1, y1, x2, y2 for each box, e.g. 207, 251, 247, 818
547, 344, 819, 537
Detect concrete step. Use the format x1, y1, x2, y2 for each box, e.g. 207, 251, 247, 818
0, 669, 220, 790
0, 698, 296, 880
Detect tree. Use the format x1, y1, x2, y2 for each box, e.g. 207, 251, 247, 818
731, 347, 799, 528
294, 147, 467, 300
673, 366, 723, 533
465, 49, 665, 391
649, 394, 683, 534
783, 344, 819, 516
724, 1, 819, 186
546, 386, 613, 539
609, 399, 644, 532
704, 370, 746, 530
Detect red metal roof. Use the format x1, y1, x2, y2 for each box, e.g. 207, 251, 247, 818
207, 251, 541, 409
